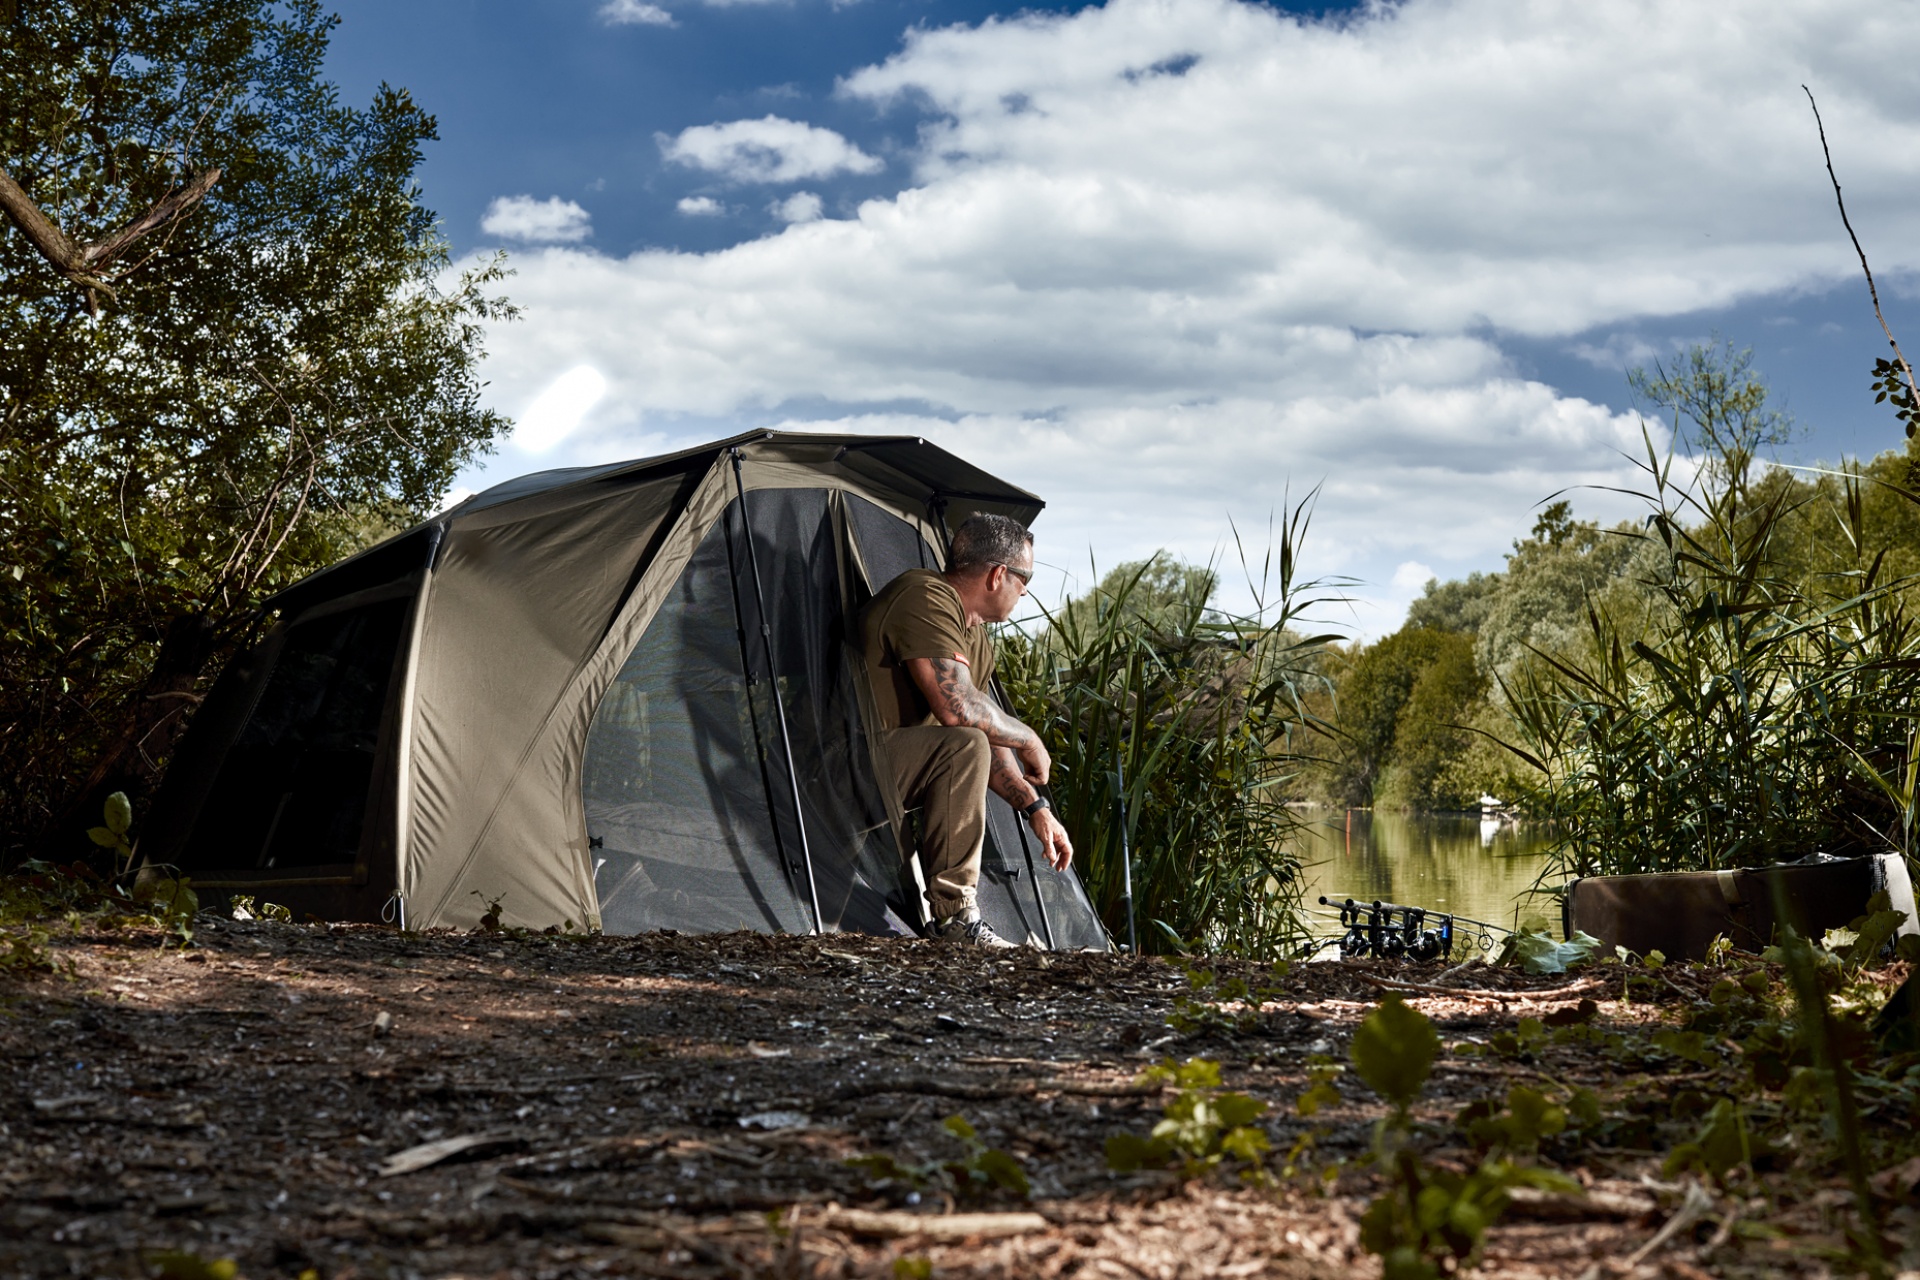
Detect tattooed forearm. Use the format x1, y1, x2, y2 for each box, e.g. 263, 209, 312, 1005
988, 745, 1038, 808
904, 655, 1053, 786
909, 657, 1040, 750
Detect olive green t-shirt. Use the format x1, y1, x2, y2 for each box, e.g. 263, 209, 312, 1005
860, 568, 996, 730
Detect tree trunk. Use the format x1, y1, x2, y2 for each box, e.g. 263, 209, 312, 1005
41, 611, 221, 871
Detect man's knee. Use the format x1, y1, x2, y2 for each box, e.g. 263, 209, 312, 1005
945, 725, 989, 760
936, 726, 991, 780
889, 725, 991, 801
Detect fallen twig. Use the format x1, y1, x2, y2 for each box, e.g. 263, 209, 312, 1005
1624, 1180, 1717, 1266
830, 1076, 1027, 1103
1506, 1186, 1657, 1221
1354, 973, 1603, 1002
491, 1134, 666, 1174
819, 1206, 1050, 1241
1432, 1060, 1542, 1079
829, 1074, 1160, 1103
378, 1132, 524, 1177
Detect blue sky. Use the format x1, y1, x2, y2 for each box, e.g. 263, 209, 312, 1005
323, 0, 1363, 255
322, 0, 1920, 635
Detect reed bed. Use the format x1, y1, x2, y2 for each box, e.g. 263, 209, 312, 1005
1504, 441, 1920, 887
997, 502, 1342, 957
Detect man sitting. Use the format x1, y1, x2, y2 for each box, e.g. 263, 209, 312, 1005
859, 513, 1074, 946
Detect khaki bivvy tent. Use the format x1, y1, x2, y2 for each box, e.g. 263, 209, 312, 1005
145, 431, 1109, 949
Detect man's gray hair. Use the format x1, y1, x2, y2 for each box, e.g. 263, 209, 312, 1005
948, 513, 1033, 573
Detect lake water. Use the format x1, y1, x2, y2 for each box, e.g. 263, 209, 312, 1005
1294, 809, 1559, 951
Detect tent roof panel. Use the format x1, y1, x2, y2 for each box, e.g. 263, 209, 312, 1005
458, 430, 1042, 521
264, 431, 1042, 616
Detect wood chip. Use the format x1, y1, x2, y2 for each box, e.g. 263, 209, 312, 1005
1506, 1186, 1657, 1221
820, 1207, 1050, 1240
377, 1132, 522, 1177
1356, 973, 1605, 1002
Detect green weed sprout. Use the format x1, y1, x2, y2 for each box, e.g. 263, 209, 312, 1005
1105, 1057, 1270, 1181
940, 1115, 1031, 1199
1352, 995, 1576, 1280
144, 1251, 239, 1280
1167, 963, 1290, 1036
86, 791, 134, 874
848, 1113, 1030, 1203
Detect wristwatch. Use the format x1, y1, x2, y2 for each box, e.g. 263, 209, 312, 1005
1020, 795, 1051, 819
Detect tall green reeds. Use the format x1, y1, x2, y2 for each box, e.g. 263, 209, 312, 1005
1504, 432, 1920, 884
997, 500, 1341, 957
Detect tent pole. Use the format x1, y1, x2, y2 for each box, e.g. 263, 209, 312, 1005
731, 448, 825, 935
721, 490, 798, 903
1114, 753, 1138, 955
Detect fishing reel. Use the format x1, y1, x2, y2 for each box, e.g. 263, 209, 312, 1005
1321, 896, 1455, 963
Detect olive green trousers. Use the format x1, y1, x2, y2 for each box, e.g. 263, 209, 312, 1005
883, 725, 991, 921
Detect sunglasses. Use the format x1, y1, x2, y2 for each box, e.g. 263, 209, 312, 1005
994, 561, 1034, 586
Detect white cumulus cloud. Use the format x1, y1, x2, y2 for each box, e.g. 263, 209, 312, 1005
769, 191, 824, 223
515, 366, 609, 453
677, 196, 726, 216
479, 195, 594, 244
1392, 562, 1436, 591
462, 0, 1920, 634
660, 116, 884, 184
599, 0, 675, 26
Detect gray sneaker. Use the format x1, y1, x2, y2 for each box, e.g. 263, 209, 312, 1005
930, 913, 1019, 948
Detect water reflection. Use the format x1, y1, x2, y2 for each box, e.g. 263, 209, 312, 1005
1295, 810, 1556, 941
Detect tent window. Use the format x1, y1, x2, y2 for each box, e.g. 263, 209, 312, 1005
845, 493, 938, 590
188, 598, 408, 870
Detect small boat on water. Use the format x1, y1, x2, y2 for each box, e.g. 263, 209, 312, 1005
1478, 794, 1511, 847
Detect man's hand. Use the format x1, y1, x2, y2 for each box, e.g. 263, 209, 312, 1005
1030, 806, 1073, 871
1014, 737, 1051, 788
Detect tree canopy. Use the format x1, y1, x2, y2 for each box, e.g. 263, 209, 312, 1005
0, 0, 512, 858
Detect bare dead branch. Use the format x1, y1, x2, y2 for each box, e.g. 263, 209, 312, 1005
0, 166, 102, 289
222, 361, 328, 599
1804, 85, 1919, 426
248, 451, 321, 593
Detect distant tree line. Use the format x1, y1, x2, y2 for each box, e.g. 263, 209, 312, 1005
1305, 341, 1920, 813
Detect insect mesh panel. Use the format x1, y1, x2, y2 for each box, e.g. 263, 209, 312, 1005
187, 597, 409, 870
738, 488, 917, 934
585, 513, 807, 935
585, 489, 914, 936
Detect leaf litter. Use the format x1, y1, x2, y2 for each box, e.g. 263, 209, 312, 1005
0, 913, 1911, 1278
